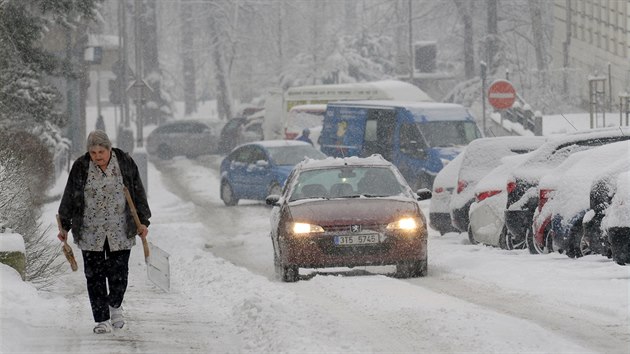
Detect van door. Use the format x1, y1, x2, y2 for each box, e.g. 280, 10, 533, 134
396, 121, 431, 189
360, 109, 396, 160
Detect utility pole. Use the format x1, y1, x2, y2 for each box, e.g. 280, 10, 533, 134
134, 0, 143, 147
408, 0, 414, 80
481, 61, 487, 134
118, 0, 130, 128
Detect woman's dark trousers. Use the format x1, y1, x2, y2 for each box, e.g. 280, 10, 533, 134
82, 240, 131, 323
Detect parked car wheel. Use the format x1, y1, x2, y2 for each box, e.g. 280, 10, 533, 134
468, 225, 478, 245
565, 224, 585, 258
157, 144, 172, 160
577, 231, 592, 257
220, 181, 239, 206
504, 229, 526, 250
395, 259, 427, 278
527, 226, 553, 254
498, 226, 508, 249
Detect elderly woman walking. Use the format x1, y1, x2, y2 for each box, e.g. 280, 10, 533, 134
57, 130, 151, 334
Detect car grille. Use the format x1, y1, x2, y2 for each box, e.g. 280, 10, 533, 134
321, 223, 384, 233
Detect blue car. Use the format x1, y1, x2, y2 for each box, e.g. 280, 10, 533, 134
220, 140, 327, 206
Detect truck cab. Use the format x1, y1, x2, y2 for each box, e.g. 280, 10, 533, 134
319, 100, 482, 189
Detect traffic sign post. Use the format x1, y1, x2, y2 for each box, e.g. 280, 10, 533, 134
488, 79, 516, 110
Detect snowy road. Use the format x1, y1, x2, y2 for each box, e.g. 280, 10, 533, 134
2, 155, 629, 353
152, 156, 630, 353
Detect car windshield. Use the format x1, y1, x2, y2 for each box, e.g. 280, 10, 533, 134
289, 166, 404, 201
266, 145, 326, 165
419, 121, 481, 147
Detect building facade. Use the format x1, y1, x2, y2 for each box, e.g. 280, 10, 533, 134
552, 0, 630, 109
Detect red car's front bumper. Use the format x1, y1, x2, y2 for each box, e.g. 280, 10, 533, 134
280, 229, 427, 268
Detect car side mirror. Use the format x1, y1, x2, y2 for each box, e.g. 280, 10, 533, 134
265, 194, 280, 206
416, 188, 432, 201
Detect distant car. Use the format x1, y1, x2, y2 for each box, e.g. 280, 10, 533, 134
505, 127, 630, 253
602, 170, 630, 265
429, 152, 463, 235
449, 136, 547, 240
219, 140, 326, 206
146, 119, 222, 160
265, 154, 432, 282
218, 115, 265, 154
468, 153, 533, 248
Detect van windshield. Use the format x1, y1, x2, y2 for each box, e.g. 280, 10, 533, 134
419, 121, 481, 147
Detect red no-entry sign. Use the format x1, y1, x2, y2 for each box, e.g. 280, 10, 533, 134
488, 79, 516, 110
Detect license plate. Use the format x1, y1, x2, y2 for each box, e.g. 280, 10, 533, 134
334, 234, 380, 246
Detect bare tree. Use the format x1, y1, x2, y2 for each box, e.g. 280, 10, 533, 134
453, 0, 475, 79
141, 0, 170, 125
205, 2, 233, 120
181, 0, 197, 115
528, 0, 546, 72
486, 0, 498, 74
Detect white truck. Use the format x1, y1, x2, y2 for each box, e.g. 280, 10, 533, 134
263, 79, 433, 140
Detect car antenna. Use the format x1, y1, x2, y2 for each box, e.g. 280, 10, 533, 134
560, 113, 577, 131
619, 126, 626, 136
487, 128, 496, 137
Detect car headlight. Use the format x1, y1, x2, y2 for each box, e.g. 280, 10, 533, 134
290, 222, 325, 235
386, 217, 422, 231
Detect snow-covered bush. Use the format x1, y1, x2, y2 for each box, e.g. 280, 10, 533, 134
0, 130, 63, 288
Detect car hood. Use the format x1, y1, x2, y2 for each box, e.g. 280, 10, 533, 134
287, 198, 420, 225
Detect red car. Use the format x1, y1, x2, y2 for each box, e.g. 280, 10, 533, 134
266, 155, 432, 282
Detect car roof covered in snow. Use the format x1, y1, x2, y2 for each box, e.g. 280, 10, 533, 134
241, 140, 312, 148
539, 140, 630, 221
296, 154, 393, 170
510, 126, 630, 180
327, 100, 472, 122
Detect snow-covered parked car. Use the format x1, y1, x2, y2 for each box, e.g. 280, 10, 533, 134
530, 140, 630, 255
449, 136, 547, 235
468, 153, 533, 248
602, 170, 630, 265
581, 163, 629, 258
505, 127, 630, 251
429, 152, 463, 235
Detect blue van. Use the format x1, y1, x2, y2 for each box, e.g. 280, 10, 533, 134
319, 101, 482, 189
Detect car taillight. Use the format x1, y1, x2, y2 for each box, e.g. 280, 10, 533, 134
538, 189, 553, 211
506, 180, 516, 194
476, 190, 501, 202
434, 187, 444, 193
457, 180, 468, 194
